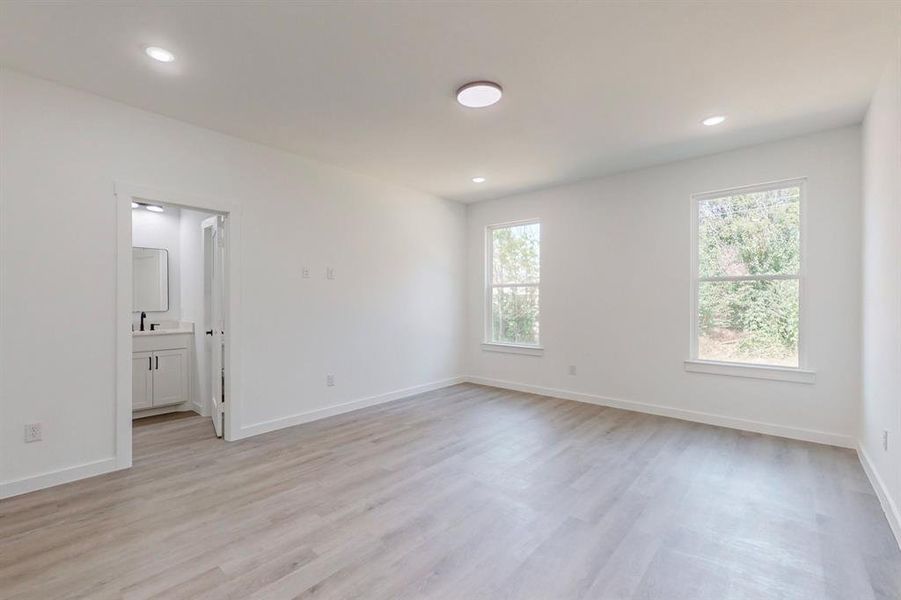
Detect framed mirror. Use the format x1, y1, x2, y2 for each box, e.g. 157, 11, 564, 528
133, 247, 169, 312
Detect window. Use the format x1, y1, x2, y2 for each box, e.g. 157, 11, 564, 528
690, 179, 808, 375
485, 221, 541, 349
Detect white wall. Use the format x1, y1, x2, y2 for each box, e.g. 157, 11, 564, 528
0, 69, 466, 491
132, 205, 181, 323
466, 127, 862, 446
861, 47, 901, 542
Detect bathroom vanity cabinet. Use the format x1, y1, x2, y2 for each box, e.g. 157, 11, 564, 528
132, 328, 193, 413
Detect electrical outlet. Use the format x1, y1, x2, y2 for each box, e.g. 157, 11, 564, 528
883, 430, 890, 452
326, 267, 335, 280
24, 423, 42, 443
302, 266, 310, 279
326, 374, 335, 387
568, 365, 577, 376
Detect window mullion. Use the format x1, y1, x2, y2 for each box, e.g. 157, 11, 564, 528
698, 274, 799, 283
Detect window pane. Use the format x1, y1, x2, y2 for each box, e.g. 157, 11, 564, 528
492, 223, 540, 284
492, 285, 539, 345
699, 186, 800, 278
698, 279, 799, 366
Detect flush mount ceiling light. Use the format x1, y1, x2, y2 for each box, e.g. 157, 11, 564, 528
472, 176, 486, 183
145, 205, 165, 213
145, 46, 175, 63
456, 81, 503, 108
702, 115, 727, 127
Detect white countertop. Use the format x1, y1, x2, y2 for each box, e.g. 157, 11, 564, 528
132, 322, 194, 337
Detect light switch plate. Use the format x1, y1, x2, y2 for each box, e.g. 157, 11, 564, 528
25, 423, 42, 443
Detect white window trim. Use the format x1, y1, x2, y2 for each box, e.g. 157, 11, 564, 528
481, 342, 545, 356
684, 360, 815, 384
687, 177, 814, 384
484, 219, 543, 354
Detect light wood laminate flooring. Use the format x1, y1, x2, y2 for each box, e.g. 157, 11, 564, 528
2, 383, 900, 599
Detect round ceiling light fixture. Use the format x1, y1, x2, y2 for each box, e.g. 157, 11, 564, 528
145, 46, 176, 63
702, 115, 727, 127
145, 204, 165, 213
472, 176, 486, 183
456, 81, 503, 108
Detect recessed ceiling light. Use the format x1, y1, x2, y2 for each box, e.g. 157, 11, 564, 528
131, 202, 139, 209
472, 176, 486, 183
145, 46, 175, 63
145, 205, 164, 213
456, 81, 503, 108
702, 115, 727, 127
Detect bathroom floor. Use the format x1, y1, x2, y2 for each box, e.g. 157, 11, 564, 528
133, 410, 200, 428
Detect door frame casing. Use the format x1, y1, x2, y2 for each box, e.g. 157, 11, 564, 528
115, 182, 243, 470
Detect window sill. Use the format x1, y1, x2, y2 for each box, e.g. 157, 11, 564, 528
481, 343, 544, 356
684, 360, 815, 384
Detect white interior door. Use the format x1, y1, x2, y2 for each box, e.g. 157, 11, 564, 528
203, 215, 226, 437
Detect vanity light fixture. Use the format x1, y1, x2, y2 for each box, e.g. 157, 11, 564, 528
702, 115, 727, 127
145, 46, 175, 63
145, 205, 165, 213
472, 176, 486, 183
456, 81, 503, 108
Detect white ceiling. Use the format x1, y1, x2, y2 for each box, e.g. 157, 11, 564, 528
0, 2, 898, 202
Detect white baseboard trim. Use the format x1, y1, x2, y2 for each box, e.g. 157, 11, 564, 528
857, 442, 901, 550
0, 457, 119, 500
238, 376, 465, 439
466, 376, 855, 449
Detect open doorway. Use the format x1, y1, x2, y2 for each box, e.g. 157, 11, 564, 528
131, 202, 225, 437
115, 183, 242, 471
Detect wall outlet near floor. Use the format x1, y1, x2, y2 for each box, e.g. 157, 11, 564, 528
24, 422, 42, 443
568, 365, 577, 376
326, 374, 335, 387
883, 430, 889, 451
